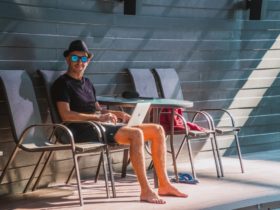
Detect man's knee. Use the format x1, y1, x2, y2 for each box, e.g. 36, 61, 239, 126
158, 124, 165, 136
152, 124, 165, 139
130, 128, 145, 146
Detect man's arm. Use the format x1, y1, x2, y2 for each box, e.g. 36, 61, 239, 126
57, 101, 118, 123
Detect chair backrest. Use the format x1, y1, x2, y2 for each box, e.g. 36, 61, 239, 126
0, 70, 43, 143
153, 68, 184, 100
37, 70, 65, 123
127, 68, 159, 98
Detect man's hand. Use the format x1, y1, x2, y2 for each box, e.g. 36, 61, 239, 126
99, 113, 118, 124
119, 112, 131, 123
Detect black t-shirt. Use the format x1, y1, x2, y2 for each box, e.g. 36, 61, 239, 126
51, 73, 121, 144
51, 74, 99, 143
51, 74, 97, 114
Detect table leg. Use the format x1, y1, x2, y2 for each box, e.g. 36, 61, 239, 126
152, 108, 159, 188
170, 108, 179, 182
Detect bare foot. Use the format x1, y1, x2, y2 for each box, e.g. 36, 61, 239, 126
158, 184, 188, 198
140, 190, 166, 204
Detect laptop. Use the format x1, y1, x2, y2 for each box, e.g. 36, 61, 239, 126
127, 102, 151, 126
102, 102, 151, 126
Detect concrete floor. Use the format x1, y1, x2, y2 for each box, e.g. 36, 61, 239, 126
1, 149, 280, 210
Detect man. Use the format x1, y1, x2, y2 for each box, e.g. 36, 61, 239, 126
52, 40, 188, 204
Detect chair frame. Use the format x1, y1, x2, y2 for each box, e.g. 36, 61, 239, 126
0, 70, 111, 206
37, 69, 118, 197
38, 69, 133, 197
153, 68, 245, 177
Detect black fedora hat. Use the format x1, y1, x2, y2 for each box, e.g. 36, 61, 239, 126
63, 40, 93, 58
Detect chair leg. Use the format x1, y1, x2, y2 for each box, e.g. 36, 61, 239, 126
66, 166, 75, 184
153, 168, 158, 188
23, 151, 47, 193
169, 135, 179, 182
170, 135, 190, 182
210, 136, 222, 178
105, 146, 116, 198
32, 150, 54, 191
121, 149, 129, 178
102, 150, 110, 198
234, 132, 244, 173
186, 138, 197, 179
215, 135, 224, 177
175, 136, 187, 160
73, 154, 83, 206
148, 160, 153, 170
94, 152, 103, 183
0, 146, 20, 184
68, 151, 114, 186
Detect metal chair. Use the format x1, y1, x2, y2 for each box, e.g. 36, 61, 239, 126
0, 70, 111, 206
127, 68, 219, 180
37, 70, 129, 185
153, 68, 245, 177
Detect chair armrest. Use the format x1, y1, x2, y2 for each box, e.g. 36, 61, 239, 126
182, 110, 214, 130
200, 108, 237, 128
19, 123, 75, 148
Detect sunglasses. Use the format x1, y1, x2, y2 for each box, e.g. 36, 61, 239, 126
70, 55, 89, 63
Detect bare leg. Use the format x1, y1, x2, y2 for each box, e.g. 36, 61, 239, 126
115, 126, 166, 204
137, 124, 188, 198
